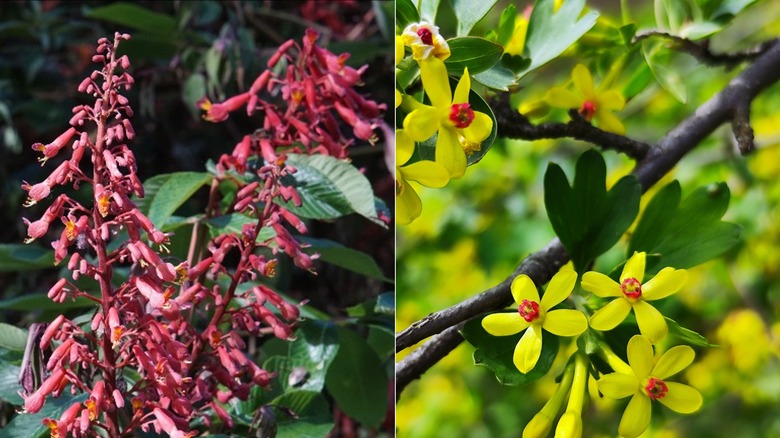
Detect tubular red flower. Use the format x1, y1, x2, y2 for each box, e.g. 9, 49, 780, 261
24, 368, 66, 413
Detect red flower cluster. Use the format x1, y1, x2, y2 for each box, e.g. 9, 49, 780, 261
198, 28, 386, 158
18, 31, 346, 437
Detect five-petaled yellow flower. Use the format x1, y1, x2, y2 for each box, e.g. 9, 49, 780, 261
582, 252, 687, 344
400, 21, 450, 61
598, 335, 703, 438
403, 58, 493, 178
482, 268, 587, 373
395, 129, 449, 225
546, 64, 626, 134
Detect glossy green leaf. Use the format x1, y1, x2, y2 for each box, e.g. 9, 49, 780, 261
273, 390, 334, 438
644, 44, 687, 103
712, 0, 758, 18
619, 23, 637, 46
461, 315, 559, 385
266, 320, 339, 393
301, 237, 391, 282
205, 213, 276, 241
666, 318, 717, 347
182, 73, 207, 118
0, 323, 27, 351
680, 21, 723, 39
0, 244, 53, 272
85, 3, 176, 36
282, 154, 382, 226
453, 0, 498, 36
544, 149, 641, 273
417, 0, 441, 22
137, 172, 212, 229
0, 393, 87, 438
444, 37, 503, 75
517, 0, 598, 79
0, 360, 23, 405
496, 4, 519, 46
0, 294, 95, 311
396, 0, 420, 29
324, 327, 388, 428
628, 181, 742, 275
473, 64, 518, 91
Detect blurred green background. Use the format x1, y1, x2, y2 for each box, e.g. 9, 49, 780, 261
396, 1, 780, 437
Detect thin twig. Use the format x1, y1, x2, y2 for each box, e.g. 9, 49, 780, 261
633, 31, 778, 70
493, 98, 652, 160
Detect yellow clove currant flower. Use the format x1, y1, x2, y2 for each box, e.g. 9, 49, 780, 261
598, 335, 703, 438
403, 57, 493, 178
546, 64, 626, 134
395, 129, 449, 225
482, 267, 587, 373
582, 251, 687, 344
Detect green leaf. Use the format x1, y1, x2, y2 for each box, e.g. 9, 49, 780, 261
472, 64, 517, 91
453, 0, 498, 36
204, 214, 276, 241
396, 0, 420, 29
461, 315, 559, 385
517, 0, 599, 79
324, 327, 388, 428
618, 23, 637, 46
300, 237, 391, 282
444, 37, 503, 75
680, 21, 724, 39
544, 150, 641, 273
182, 73, 207, 119
417, 0, 442, 22
273, 390, 334, 438
643, 43, 687, 103
0, 294, 95, 311
666, 318, 717, 347
0, 393, 87, 438
496, 4, 519, 46
0, 348, 23, 405
712, 0, 758, 18
137, 172, 212, 230
266, 320, 339, 394
84, 2, 176, 36
0, 323, 27, 351
628, 181, 742, 275
0, 244, 54, 272
283, 154, 383, 227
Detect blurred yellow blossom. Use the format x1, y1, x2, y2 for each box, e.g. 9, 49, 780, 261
546, 64, 626, 134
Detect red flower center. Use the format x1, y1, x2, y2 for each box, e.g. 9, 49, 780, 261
645, 377, 668, 400
518, 299, 541, 322
579, 100, 596, 121
417, 27, 433, 45
621, 277, 642, 301
449, 103, 475, 128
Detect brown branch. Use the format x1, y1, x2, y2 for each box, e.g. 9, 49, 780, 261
493, 101, 651, 160
396, 40, 780, 396
633, 31, 778, 70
